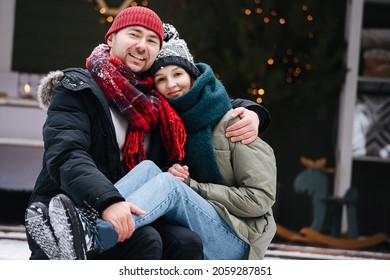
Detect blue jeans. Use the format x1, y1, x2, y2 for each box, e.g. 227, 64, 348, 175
114, 160, 248, 260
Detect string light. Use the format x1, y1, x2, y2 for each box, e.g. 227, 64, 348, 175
90, 0, 150, 23
256, 8, 263, 14
243, 1, 318, 102
95, 0, 134, 16
247, 81, 266, 103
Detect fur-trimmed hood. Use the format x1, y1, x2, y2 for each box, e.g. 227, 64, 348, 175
37, 70, 64, 110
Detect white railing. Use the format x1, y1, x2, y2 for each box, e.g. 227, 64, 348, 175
0, 137, 43, 148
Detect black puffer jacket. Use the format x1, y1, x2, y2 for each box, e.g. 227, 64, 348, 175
28, 68, 128, 259
29, 68, 125, 211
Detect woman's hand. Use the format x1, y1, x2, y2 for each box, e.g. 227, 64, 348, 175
168, 163, 190, 182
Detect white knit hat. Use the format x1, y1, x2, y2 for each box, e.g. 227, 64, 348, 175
149, 23, 200, 78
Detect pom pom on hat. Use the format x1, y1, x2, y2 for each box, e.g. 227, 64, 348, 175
149, 23, 200, 79
105, 6, 164, 46
163, 23, 180, 41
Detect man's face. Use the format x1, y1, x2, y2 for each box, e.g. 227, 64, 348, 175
107, 26, 161, 74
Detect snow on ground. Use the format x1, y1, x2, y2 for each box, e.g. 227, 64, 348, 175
0, 239, 30, 260
0, 225, 30, 259
1, 224, 390, 260
2, 238, 390, 260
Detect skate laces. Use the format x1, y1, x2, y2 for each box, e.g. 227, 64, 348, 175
77, 202, 104, 252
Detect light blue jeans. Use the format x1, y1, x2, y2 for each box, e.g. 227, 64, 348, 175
114, 160, 248, 260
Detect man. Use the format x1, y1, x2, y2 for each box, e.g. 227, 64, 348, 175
25, 6, 270, 260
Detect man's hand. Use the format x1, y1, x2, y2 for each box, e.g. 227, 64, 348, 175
225, 107, 260, 144
101, 201, 145, 242
168, 163, 190, 181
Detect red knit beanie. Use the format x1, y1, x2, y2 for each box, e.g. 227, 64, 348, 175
105, 6, 164, 47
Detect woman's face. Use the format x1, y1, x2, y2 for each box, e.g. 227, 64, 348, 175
153, 65, 192, 99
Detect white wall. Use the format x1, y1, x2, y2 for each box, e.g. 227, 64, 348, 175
0, 0, 16, 72
0, 0, 44, 191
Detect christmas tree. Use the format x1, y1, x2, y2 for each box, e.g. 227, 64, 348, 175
149, 0, 347, 228
150, 0, 346, 112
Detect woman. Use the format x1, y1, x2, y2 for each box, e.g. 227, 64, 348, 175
147, 23, 277, 259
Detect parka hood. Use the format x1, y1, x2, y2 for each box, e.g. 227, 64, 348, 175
37, 70, 64, 110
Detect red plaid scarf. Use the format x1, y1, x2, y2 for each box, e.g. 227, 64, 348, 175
86, 44, 186, 170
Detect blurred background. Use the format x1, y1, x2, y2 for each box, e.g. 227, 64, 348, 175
1, 0, 390, 246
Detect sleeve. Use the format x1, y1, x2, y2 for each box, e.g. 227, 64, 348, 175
43, 84, 124, 212
189, 138, 277, 218
231, 98, 271, 135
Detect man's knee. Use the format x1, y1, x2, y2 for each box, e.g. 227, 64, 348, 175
178, 229, 202, 248
132, 225, 163, 248
157, 223, 204, 260
177, 231, 203, 259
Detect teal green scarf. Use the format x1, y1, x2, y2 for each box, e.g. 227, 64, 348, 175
168, 63, 232, 183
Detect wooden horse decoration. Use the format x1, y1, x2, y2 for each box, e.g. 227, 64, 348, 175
293, 157, 333, 232
276, 156, 388, 249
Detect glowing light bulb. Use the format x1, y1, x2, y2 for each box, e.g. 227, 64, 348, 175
24, 83, 31, 94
